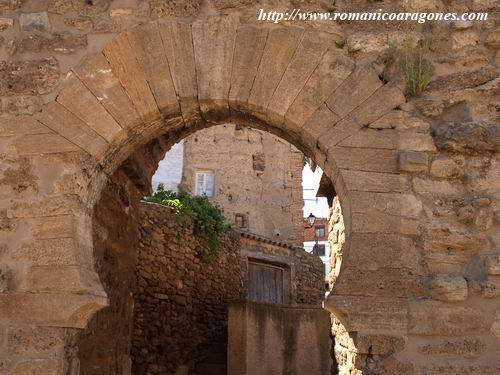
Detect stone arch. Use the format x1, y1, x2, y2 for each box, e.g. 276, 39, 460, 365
1, 15, 418, 372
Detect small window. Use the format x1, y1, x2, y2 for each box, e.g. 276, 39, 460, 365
235, 213, 248, 229
313, 244, 326, 257
314, 224, 325, 238
195, 171, 215, 197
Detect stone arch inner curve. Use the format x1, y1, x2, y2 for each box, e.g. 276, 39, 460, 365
1, 14, 417, 373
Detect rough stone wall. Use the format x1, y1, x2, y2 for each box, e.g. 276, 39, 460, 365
328, 197, 345, 291
76, 170, 142, 375
133, 201, 246, 375
132, 202, 324, 374
181, 124, 305, 246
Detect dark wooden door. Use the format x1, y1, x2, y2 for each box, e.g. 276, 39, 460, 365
247, 262, 284, 304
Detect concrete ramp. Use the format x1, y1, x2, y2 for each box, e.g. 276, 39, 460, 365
228, 301, 331, 375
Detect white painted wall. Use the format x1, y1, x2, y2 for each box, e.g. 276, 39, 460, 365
152, 141, 184, 192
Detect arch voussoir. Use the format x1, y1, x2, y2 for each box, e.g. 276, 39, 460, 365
72, 53, 142, 130
228, 24, 268, 112
158, 20, 200, 121
266, 30, 335, 126
103, 33, 161, 123
192, 15, 239, 122
247, 26, 304, 120
126, 22, 180, 116
56, 72, 123, 143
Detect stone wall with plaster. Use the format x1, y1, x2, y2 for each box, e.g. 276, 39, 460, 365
181, 124, 305, 246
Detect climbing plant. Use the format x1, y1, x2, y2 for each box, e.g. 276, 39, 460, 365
144, 185, 232, 255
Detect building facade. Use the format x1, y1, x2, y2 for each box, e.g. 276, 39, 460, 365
155, 124, 305, 246
303, 217, 330, 283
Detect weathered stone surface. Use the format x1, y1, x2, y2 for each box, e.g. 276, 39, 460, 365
429, 366, 500, 375
427, 66, 498, 92
485, 28, 500, 47
0, 95, 43, 115
27, 265, 103, 294
14, 133, 80, 155
192, 15, 239, 119
326, 295, 408, 333
347, 32, 388, 53
418, 339, 486, 358
0, 17, 13, 30
93, 17, 120, 33
56, 72, 122, 142
329, 147, 398, 173
0, 266, 8, 292
0, 114, 49, 137
127, 23, 179, 115
485, 253, 500, 275
452, 29, 480, 50
424, 225, 488, 252
370, 111, 430, 131
470, 278, 500, 299
150, 0, 201, 17
16, 32, 87, 54
36, 101, 108, 157
408, 301, 486, 335
0, 0, 20, 11
430, 158, 463, 178
350, 191, 422, 219
103, 33, 160, 122
267, 31, 333, 125
228, 24, 268, 111
338, 129, 396, 149
351, 84, 406, 127
492, 310, 500, 338
326, 64, 382, 119
7, 326, 67, 355
434, 121, 500, 154
353, 334, 406, 356
427, 274, 468, 302
48, 0, 110, 16
19, 12, 51, 32
475, 207, 493, 231
158, 21, 198, 119
110, 8, 133, 17
0, 293, 107, 328
285, 50, 353, 132
415, 98, 444, 117
73, 54, 140, 129
0, 58, 59, 95
9, 359, 65, 374
248, 27, 304, 117
341, 170, 409, 192
63, 16, 93, 30
399, 131, 437, 152
379, 357, 420, 375
412, 178, 462, 196
399, 151, 429, 173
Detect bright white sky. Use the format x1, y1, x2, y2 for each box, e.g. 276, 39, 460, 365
302, 164, 330, 219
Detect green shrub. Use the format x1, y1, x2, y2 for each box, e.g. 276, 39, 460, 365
383, 36, 434, 97
144, 185, 232, 256
400, 38, 433, 97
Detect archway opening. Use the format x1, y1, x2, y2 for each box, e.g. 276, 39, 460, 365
76, 121, 344, 374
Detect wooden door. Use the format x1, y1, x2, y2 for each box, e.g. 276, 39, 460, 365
247, 261, 284, 304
